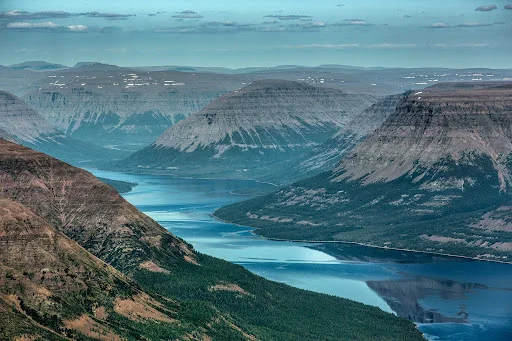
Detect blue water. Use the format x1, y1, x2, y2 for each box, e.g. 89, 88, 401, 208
90, 169, 512, 341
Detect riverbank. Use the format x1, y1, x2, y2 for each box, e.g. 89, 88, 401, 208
211, 213, 512, 265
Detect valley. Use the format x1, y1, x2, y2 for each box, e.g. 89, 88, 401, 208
90, 169, 512, 341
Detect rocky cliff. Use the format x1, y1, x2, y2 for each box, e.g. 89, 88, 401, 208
115, 80, 377, 182
215, 83, 512, 262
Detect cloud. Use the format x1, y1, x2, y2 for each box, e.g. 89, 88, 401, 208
424, 21, 503, 28
172, 10, 203, 19
334, 19, 372, 26
0, 9, 134, 20
296, 21, 326, 28
156, 21, 254, 34
368, 43, 418, 48
67, 24, 87, 32
6, 21, 87, 32
0, 10, 72, 19
475, 5, 497, 11
424, 22, 450, 28
295, 43, 360, 48
148, 11, 166, 17
80, 12, 135, 20
286, 42, 490, 49
7, 21, 60, 29
505, 4, 512, 9
264, 15, 312, 20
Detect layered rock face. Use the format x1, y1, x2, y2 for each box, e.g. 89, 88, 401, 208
0, 198, 162, 341
0, 140, 194, 272
116, 80, 377, 182
0, 90, 122, 165
298, 93, 405, 177
0, 90, 62, 144
24, 67, 246, 148
335, 83, 512, 188
215, 83, 512, 262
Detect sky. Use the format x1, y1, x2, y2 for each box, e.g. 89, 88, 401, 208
1, 0, 511, 69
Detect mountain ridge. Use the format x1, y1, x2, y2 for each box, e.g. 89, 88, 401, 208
114, 80, 377, 183
214, 82, 512, 262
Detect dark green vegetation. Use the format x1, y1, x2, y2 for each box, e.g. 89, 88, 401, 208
215, 155, 512, 261
0, 140, 425, 341
134, 255, 423, 341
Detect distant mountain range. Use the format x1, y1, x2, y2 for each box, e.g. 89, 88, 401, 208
0, 90, 121, 165
23, 66, 248, 149
215, 82, 512, 262
0, 140, 424, 341
113, 80, 377, 182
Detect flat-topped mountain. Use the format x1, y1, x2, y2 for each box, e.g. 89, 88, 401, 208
115, 80, 377, 182
335, 82, 512, 187
215, 83, 512, 262
24, 69, 247, 149
0, 140, 424, 341
8, 60, 69, 72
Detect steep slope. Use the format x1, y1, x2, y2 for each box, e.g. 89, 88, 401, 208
115, 80, 377, 182
0, 199, 179, 341
0, 90, 126, 165
215, 83, 512, 262
0, 140, 425, 341
24, 68, 247, 149
297, 93, 406, 178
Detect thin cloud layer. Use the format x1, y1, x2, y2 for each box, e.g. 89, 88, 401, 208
0, 10, 71, 19
335, 19, 372, 26
172, 10, 203, 19
425, 21, 502, 28
6, 21, 87, 32
81, 12, 135, 20
475, 5, 497, 11
0, 10, 135, 20
264, 15, 312, 20
148, 11, 166, 17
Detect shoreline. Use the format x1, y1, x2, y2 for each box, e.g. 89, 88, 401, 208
211, 214, 512, 265
91, 167, 281, 187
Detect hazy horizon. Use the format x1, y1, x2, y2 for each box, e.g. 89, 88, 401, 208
1, 0, 512, 69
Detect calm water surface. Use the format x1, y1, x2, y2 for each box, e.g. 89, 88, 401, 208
90, 169, 512, 341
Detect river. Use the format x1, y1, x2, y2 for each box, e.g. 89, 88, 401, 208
90, 169, 512, 341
